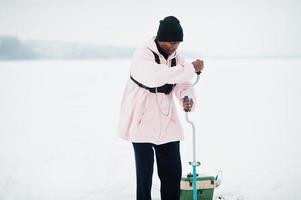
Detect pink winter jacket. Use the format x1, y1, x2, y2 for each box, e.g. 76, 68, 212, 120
118, 37, 197, 145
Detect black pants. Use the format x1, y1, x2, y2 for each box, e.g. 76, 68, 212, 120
132, 141, 182, 200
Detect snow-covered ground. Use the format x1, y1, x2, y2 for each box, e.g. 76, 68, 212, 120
0, 59, 300, 200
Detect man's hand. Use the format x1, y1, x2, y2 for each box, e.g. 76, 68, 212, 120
192, 59, 204, 73
182, 98, 194, 112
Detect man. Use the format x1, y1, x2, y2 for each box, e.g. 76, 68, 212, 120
118, 16, 203, 200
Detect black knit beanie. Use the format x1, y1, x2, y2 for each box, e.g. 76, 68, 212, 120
156, 16, 183, 42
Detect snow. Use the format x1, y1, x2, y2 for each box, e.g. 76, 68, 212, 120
0, 59, 301, 200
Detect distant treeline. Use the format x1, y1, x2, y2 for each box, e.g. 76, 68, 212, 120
0, 36, 135, 60
1, 36, 299, 60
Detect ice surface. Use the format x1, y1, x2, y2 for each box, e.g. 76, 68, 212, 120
0, 59, 300, 199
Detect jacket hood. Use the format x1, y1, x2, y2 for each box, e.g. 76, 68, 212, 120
145, 37, 177, 60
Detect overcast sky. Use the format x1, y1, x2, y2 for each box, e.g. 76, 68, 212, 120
0, 0, 300, 56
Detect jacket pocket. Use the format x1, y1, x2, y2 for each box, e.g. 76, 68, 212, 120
137, 103, 160, 138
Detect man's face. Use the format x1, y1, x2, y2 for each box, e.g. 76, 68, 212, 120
158, 41, 180, 55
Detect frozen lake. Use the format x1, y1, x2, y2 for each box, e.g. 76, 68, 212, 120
0, 58, 301, 200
